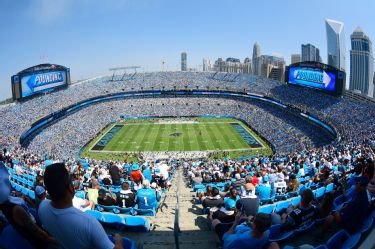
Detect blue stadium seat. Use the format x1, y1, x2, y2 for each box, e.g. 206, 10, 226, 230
85, 210, 104, 222
258, 204, 274, 214
75, 190, 86, 199
96, 204, 118, 213
114, 207, 134, 215
325, 183, 335, 193
293, 220, 315, 234
0, 225, 34, 249
193, 184, 205, 192
360, 216, 373, 234
333, 194, 346, 211
314, 187, 326, 199
275, 200, 291, 213
101, 213, 126, 230
124, 216, 150, 232
108, 235, 138, 249
268, 224, 294, 243
133, 208, 156, 216
325, 229, 361, 249
291, 196, 301, 206
28, 189, 35, 200
21, 187, 29, 196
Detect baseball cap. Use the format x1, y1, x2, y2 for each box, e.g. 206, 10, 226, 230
355, 176, 369, 186
35, 186, 45, 196
263, 176, 269, 183
131, 163, 139, 171
155, 168, 161, 173
225, 199, 236, 210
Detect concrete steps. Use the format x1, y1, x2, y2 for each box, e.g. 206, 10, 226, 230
115, 167, 219, 248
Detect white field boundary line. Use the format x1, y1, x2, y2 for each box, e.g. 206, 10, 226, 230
89, 148, 262, 153
87, 121, 267, 153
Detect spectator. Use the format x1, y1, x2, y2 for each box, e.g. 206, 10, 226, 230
279, 189, 316, 231
35, 185, 47, 211
324, 176, 370, 234
116, 182, 136, 208
72, 180, 94, 211
202, 187, 223, 209
97, 188, 117, 206
236, 183, 259, 217
38, 163, 124, 249
109, 163, 121, 186
0, 162, 57, 249
136, 179, 160, 210
222, 213, 271, 249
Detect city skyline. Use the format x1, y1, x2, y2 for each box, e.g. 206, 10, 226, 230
1, 0, 375, 99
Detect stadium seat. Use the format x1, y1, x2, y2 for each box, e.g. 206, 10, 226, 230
333, 194, 346, 211
108, 235, 138, 249
291, 196, 301, 206
268, 224, 294, 243
325, 229, 361, 249
21, 187, 29, 196
360, 216, 373, 234
0, 225, 34, 249
325, 183, 335, 193
85, 210, 104, 222
28, 189, 35, 200
124, 216, 150, 232
75, 190, 86, 199
314, 187, 326, 199
101, 213, 126, 230
193, 184, 205, 192
114, 207, 134, 215
258, 204, 274, 214
275, 200, 291, 213
133, 208, 156, 216
285, 191, 298, 198
96, 204, 118, 213
293, 220, 315, 234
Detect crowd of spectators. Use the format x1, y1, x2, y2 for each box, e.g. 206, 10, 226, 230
185, 141, 375, 248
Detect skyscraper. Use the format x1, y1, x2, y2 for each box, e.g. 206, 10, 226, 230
326, 19, 347, 72
291, 54, 301, 64
181, 52, 187, 71
349, 27, 374, 97
203, 58, 211, 72
301, 44, 320, 62
252, 42, 261, 75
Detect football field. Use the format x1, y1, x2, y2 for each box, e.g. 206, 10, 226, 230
81, 118, 272, 160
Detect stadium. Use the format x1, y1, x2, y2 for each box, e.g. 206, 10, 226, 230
1, 68, 375, 249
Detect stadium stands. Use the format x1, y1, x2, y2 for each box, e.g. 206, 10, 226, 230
0, 71, 374, 248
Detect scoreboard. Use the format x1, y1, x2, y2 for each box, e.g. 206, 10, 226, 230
12, 64, 70, 101
285, 62, 345, 97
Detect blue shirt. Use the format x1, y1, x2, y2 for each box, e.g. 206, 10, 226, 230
137, 188, 157, 209
38, 200, 114, 249
223, 226, 270, 249
256, 184, 271, 200
142, 169, 152, 182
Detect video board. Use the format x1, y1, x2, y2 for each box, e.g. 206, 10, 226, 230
285, 62, 345, 97
21, 71, 67, 98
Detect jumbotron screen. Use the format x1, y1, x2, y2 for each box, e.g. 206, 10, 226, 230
21, 71, 67, 98
11, 64, 70, 101
288, 67, 336, 92
285, 62, 345, 97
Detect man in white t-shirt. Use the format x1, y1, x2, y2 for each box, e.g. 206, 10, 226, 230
38, 163, 123, 249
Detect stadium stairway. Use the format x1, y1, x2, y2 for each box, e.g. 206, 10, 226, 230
110, 167, 219, 249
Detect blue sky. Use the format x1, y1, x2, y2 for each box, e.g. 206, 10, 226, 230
0, 0, 374, 100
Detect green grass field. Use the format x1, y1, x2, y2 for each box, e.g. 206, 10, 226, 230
80, 118, 272, 161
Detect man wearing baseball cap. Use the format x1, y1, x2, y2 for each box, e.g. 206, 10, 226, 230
324, 175, 370, 234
